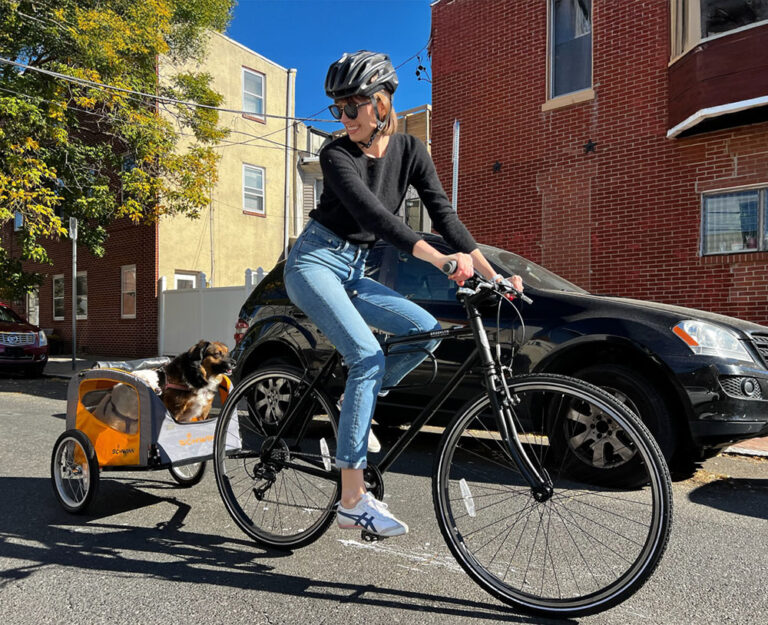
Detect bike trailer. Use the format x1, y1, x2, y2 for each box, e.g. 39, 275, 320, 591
65, 364, 229, 468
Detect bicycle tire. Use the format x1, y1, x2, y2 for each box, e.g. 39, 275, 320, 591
213, 367, 339, 550
433, 373, 672, 618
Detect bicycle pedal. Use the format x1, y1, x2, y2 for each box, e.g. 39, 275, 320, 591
361, 530, 384, 542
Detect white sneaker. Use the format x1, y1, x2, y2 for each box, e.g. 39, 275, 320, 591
336, 492, 409, 537
367, 428, 382, 454
336, 393, 382, 453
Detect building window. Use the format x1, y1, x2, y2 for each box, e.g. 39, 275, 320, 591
121, 265, 136, 319
174, 272, 197, 290
549, 0, 592, 98
672, 0, 768, 58
53, 274, 64, 320
242, 67, 265, 121
76, 271, 87, 319
701, 188, 767, 255
14, 212, 23, 231
243, 164, 265, 215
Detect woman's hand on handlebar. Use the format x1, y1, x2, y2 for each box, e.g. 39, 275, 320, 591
498, 274, 524, 293
441, 252, 474, 284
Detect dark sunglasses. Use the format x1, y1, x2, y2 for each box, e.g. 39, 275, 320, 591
328, 100, 371, 120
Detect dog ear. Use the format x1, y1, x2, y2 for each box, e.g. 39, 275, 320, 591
196, 340, 211, 363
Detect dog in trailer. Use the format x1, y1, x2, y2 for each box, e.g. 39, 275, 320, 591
133, 340, 235, 423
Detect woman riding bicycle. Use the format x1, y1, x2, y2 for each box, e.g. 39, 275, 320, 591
284, 50, 522, 538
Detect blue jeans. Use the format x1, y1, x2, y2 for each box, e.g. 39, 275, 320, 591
284, 220, 441, 469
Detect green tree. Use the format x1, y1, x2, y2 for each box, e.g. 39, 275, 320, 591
0, 0, 234, 299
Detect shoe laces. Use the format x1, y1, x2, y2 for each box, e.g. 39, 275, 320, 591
362, 493, 394, 518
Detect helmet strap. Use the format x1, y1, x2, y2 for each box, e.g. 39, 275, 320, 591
357, 95, 388, 150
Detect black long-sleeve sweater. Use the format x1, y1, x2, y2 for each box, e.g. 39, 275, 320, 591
309, 133, 477, 254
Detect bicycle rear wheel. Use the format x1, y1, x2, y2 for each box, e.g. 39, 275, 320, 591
213, 367, 339, 550
433, 373, 672, 618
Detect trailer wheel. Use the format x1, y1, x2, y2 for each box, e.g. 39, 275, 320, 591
51, 429, 100, 514
169, 461, 206, 487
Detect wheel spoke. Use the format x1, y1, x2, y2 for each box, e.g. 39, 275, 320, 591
434, 375, 672, 617
214, 369, 339, 549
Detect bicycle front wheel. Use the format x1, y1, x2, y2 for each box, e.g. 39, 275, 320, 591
433, 374, 672, 618
213, 367, 339, 550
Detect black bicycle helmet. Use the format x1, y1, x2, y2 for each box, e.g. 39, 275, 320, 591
324, 50, 399, 100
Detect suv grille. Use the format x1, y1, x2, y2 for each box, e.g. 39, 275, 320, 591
750, 333, 768, 368
0, 332, 35, 346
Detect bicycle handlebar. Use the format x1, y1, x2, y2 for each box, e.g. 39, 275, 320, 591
442, 260, 534, 305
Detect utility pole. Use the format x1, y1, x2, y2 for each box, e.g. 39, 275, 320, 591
69, 217, 77, 370
451, 119, 460, 212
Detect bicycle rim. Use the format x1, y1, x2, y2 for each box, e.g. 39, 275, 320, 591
214, 368, 339, 549
433, 374, 672, 617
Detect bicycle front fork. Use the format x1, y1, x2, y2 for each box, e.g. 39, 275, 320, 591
491, 382, 553, 501
465, 307, 553, 501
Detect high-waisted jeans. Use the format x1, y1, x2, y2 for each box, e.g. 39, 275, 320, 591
284, 220, 441, 469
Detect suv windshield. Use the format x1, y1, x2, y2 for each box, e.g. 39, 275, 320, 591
0, 307, 22, 323
478, 244, 587, 293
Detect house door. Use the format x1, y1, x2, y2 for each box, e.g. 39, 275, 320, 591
26, 289, 39, 325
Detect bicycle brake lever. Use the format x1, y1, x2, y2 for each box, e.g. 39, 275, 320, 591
443, 260, 533, 304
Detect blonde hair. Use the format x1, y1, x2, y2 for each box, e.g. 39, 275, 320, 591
374, 91, 398, 135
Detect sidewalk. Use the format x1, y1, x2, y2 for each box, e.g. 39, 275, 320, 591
723, 436, 768, 458
41, 355, 768, 458
43, 354, 151, 379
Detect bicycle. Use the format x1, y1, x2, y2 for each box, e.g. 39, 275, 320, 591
212, 268, 673, 618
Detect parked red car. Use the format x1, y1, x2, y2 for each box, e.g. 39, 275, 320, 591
0, 304, 48, 376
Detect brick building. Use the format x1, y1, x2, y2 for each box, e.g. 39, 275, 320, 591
430, 0, 768, 324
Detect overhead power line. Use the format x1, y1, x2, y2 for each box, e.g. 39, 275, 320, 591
0, 56, 334, 123
0, 83, 324, 158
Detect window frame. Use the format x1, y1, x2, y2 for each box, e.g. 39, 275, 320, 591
52, 274, 64, 321
700, 185, 768, 256
76, 271, 87, 320
243, 163, 266, 216
671, 0, 768, 60
174, 272, 198, 290
546, 0, 594, 104
242, 66, 266, 123
121, 264, 137, 319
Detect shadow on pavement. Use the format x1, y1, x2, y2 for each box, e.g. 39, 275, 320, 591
0, 374, 69, 401
688, 477, 768, 520
0, 476, 570, 625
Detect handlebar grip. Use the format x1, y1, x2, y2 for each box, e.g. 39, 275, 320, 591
442, 260, 458, 275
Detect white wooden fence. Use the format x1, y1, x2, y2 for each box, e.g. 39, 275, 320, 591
158, 268, 265, 356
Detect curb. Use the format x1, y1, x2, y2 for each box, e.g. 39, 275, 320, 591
723, 446, 768, 458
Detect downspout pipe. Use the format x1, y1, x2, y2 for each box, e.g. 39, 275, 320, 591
284, 68, 296, 257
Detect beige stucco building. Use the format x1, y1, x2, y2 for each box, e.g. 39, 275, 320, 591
158, 31, 297, 288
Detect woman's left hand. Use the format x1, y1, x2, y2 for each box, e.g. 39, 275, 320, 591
503, 274, 524, 292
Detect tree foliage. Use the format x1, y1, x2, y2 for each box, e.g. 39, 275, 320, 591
0, 0, 234, 299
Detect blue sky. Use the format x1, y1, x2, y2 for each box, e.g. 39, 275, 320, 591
226, 0, 434, 133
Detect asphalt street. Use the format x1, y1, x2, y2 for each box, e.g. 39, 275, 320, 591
1, 373, 766, 625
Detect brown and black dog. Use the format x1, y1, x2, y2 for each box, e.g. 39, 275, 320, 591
133, 340, 235, 423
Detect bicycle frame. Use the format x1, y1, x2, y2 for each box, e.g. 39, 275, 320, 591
260, 288, 552, 497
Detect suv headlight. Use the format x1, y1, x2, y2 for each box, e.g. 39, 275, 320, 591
38, 330, 47, 347
673, 320, 754, 363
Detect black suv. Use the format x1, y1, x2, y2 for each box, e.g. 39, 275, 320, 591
231, 234, 768, 471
